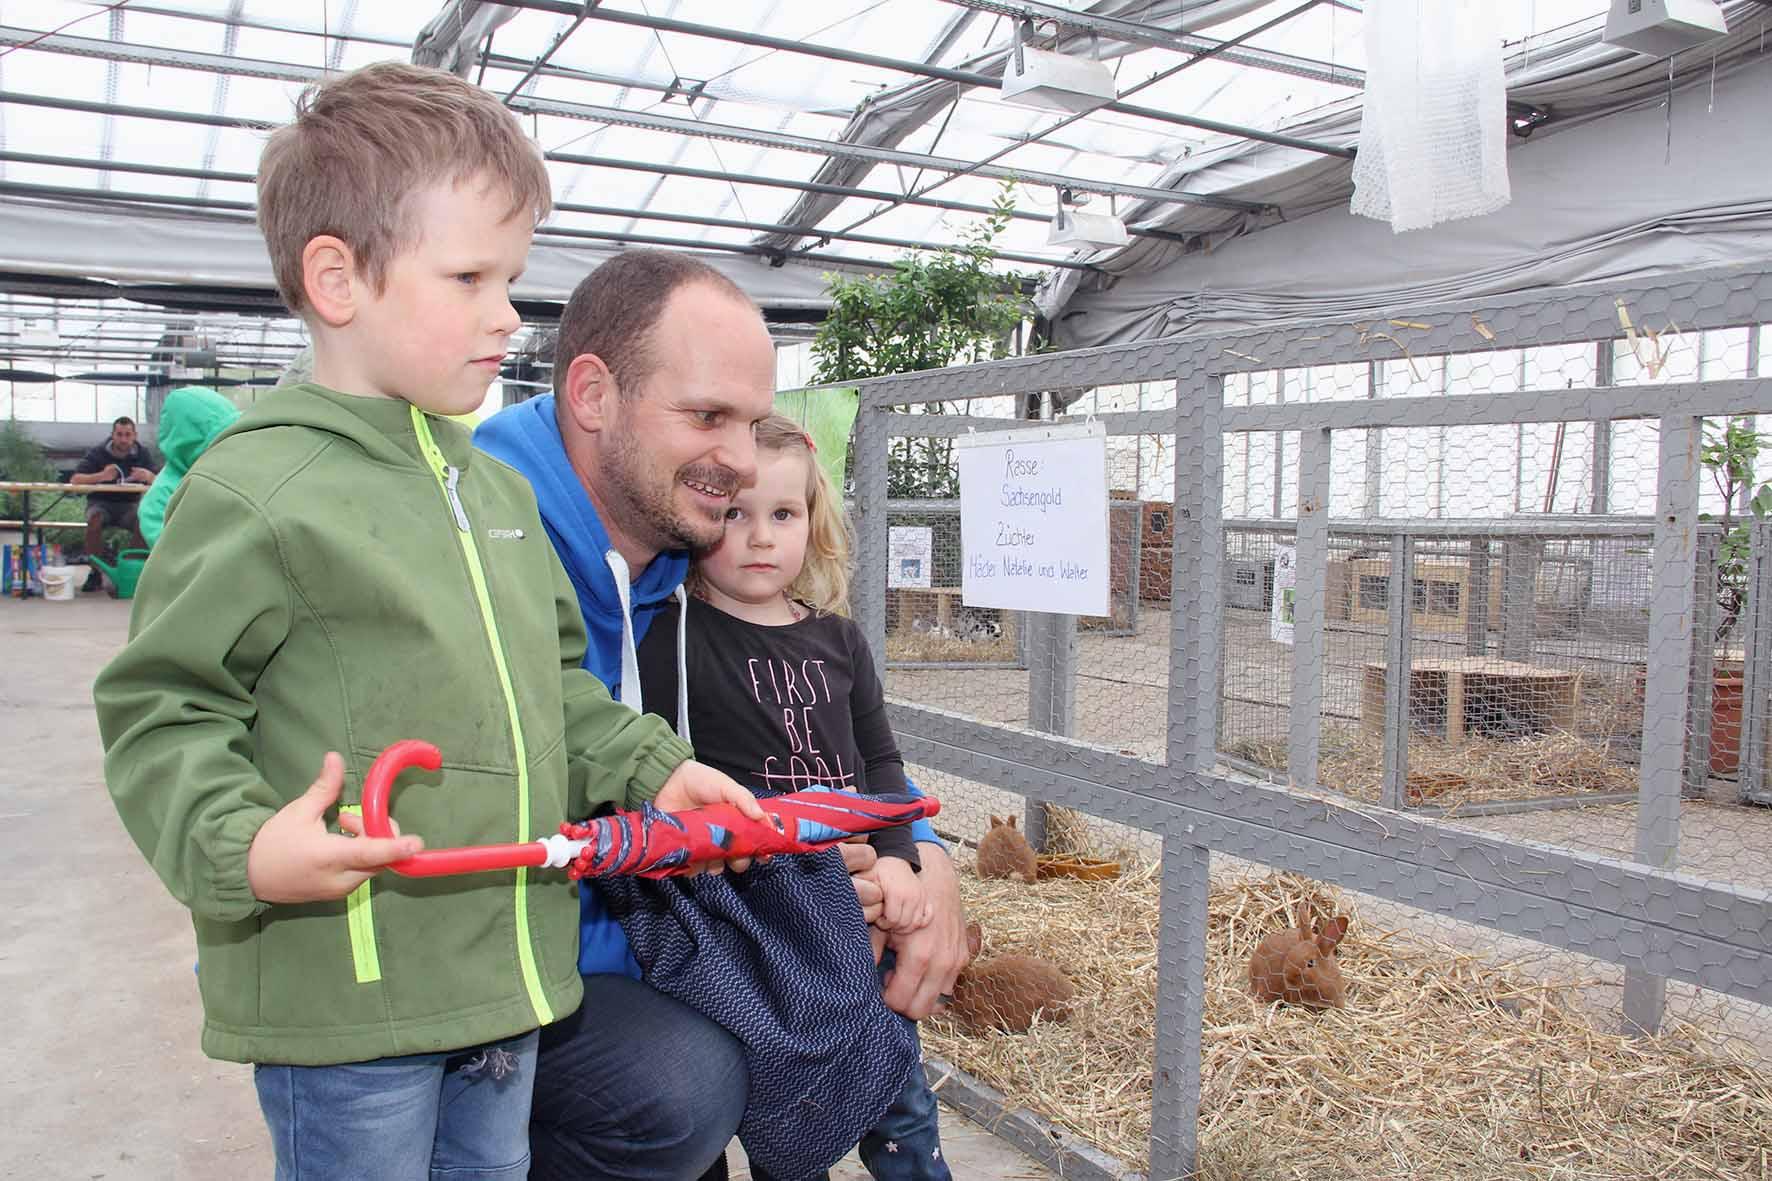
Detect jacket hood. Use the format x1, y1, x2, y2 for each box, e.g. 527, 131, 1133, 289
215, 383, 476, 471
157, 386, 242, 471
139, 386, 242, 548
474, 395, 690, 693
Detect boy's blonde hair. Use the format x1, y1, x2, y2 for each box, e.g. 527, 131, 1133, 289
257, 61, 552, 316
693, 415, 853, 616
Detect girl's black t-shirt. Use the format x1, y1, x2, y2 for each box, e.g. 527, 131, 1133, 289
636, 596, 919, 867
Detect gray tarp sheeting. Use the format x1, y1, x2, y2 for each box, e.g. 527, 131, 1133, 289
1045, 2, 1772, 346
0, 197, 842, 312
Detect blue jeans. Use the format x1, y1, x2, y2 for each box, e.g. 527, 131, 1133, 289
750, 1056, 950, 1181
254, 1029, 539, 1181
530, 973, 748, 1181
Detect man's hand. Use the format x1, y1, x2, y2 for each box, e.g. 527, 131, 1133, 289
74, 463, 122, 485
882, 843, 970, 1020
246, 752, 424, 904
652, 760, 767, 874
128, 466, 156, 483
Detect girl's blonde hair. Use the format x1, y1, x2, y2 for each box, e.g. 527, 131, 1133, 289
692, 413, 852, 615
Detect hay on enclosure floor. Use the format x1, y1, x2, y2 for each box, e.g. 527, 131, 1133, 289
1224, 727, 1638, 807
883, 633, 1020, 664
1034, 802, 1118, 861
925, 867, 1772, 1180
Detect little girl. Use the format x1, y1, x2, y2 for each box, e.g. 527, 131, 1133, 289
638, 414, 949, 1181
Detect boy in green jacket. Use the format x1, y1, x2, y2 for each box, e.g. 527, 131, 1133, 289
93, 61, 762, 1180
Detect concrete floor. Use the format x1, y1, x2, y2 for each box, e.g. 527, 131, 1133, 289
0, 592, 1055, 1181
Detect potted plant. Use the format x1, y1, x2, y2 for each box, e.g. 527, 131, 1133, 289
1697, 418, 1772, 774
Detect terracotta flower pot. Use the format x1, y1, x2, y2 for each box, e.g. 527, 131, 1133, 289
1709, 671, 1744, 775
1630, 662, 1746, 775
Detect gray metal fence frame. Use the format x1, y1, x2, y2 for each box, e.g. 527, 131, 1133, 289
1744, 520, 1772, 808
828, 265, 1772, 1180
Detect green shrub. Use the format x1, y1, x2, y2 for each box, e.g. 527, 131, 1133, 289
0, 418, 56, 520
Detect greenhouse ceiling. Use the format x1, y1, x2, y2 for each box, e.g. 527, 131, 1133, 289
0, 0, 1652, 374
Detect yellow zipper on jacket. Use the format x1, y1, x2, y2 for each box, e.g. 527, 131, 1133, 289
409, 405, 553, 1027
337, 805, 382, 984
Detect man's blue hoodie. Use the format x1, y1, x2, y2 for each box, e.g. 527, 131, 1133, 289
475, 393, 939, 978
476, 394, 686, 977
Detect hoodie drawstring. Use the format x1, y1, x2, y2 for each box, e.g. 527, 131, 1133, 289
605, 551, 692, 747
604, 550, 642, 713
673, 585, 692, 745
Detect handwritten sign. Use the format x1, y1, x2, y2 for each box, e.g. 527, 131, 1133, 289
957, 421, 1109, 616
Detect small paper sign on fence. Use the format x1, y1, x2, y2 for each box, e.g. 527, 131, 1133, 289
888, 526, 933, 589
1271, 544, 1297, 645
956, 420, 1110, 617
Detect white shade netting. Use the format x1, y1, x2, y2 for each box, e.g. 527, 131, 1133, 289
1350, 0, 1512, 233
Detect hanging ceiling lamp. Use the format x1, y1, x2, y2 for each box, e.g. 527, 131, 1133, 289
999, 20, 1117, 115
1046, 190, 1129, 251
1601, 0, 1729, 57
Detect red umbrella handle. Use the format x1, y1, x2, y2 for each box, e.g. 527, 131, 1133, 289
358, 739, 550, 877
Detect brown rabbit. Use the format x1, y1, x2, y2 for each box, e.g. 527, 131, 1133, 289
976, 814, 1037, 883
949, 923, 1075, 1034
1248, 902, 1351, 1010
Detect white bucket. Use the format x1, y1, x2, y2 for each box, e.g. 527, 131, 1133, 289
40, 564, 78, 601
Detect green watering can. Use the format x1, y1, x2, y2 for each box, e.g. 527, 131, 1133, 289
88, 549, 149, 599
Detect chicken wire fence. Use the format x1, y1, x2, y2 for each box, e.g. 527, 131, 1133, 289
825, 265, 1772, 1181
1218, 520, 1666, 815
880, 499, 1143, 673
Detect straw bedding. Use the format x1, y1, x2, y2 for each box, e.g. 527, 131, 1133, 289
923, 867, 1772, 1179
1225, 728, 1638, 807
884, 632, 1021, 664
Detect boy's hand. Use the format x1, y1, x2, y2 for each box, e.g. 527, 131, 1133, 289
841, 838, 885, 925
652, 760, 767, 874
838, 837, 877, 875
873, 855, 932, 934
246, 752, 424, 904
128, 466, 157, 483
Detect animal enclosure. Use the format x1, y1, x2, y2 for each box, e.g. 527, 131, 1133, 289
832, 266, 1772, 1180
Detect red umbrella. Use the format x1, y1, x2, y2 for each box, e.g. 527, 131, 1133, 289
361, 739, 938, 879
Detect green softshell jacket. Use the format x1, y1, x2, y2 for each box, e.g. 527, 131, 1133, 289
139, 385, 241, 547
94, 383, 695, 1066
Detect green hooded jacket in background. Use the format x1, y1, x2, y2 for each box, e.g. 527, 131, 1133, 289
139, 385, 240, 547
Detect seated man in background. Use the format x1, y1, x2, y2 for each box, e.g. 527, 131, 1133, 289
70, 415, 158, 589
